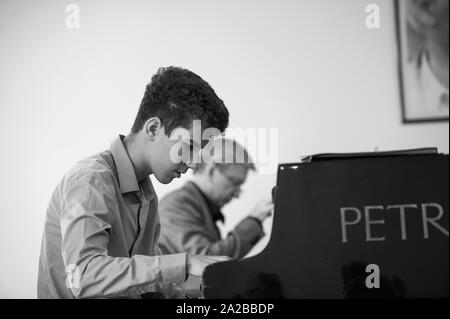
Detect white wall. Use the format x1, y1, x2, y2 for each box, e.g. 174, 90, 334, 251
0, 0, 448, 298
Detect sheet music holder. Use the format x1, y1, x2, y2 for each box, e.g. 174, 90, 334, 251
301, 147, 438, 162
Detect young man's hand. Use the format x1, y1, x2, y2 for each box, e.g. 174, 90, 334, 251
249, 199, 274, 223
186, 255, 230, 277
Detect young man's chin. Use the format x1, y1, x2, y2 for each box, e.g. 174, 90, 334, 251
159, 176, 174, 184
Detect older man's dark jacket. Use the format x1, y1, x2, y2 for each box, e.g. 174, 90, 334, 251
158, 181, 265, 258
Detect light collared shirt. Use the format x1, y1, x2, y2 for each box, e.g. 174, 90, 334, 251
38, 135, 186, 298
404, 50, 449, 120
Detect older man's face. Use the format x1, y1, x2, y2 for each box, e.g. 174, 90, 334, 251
210, 165, 249, 207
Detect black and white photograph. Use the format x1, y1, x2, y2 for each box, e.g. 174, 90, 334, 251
0, 0, 448, 312
396, 0, 449, 122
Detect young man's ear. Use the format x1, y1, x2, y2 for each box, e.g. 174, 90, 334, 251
144, 117, 163, 141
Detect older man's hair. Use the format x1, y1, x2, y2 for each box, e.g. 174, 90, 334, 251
194, 138, 256, 174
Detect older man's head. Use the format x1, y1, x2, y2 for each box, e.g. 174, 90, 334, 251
194, 138, 255, 207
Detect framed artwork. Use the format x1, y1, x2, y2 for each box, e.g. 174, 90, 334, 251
395, 0, 449, 123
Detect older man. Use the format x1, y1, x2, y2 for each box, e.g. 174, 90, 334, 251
158, 138, 273, 259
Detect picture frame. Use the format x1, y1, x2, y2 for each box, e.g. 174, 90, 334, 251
395, 0, 449, 123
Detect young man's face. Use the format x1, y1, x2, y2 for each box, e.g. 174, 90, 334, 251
150, 123, 218, 184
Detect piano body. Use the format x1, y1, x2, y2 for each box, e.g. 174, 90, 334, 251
202, 150, 449, 298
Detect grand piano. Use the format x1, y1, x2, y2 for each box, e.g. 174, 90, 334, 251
202, 149, 449, 298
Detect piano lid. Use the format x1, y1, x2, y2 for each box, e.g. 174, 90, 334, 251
203, 150, 449, 298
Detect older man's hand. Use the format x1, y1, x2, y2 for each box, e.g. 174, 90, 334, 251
249, 199, 274, 223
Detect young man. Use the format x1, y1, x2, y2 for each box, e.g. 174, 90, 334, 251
38, 66, 230, 298
158, 138, 273, 259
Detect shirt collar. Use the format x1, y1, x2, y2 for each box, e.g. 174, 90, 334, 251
419, 50, 449, 112
189, 181, 225, 224
110, 135, 155, 199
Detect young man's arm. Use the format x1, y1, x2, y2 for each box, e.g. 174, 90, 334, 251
61, 174, 187, 298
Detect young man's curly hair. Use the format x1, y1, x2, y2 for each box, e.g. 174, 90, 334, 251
131, 66, 229, 135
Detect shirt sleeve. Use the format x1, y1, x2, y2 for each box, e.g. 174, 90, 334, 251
60, 174, 186, 298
